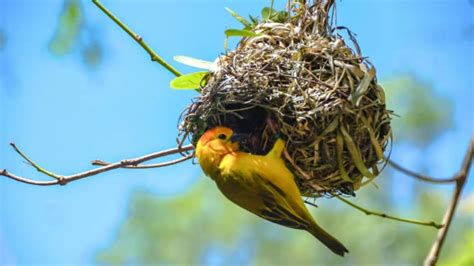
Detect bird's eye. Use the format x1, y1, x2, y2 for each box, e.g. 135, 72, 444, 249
217, 134, 227, 140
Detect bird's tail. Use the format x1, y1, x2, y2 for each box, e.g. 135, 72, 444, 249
308, 222, 349, 257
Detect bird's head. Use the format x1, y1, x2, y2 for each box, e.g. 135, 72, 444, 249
195, 127, 242, 176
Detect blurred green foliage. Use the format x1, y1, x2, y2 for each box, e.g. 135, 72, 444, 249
384, 75, 453, 145
49, 0, 103, 69
95, 177, 472, 265
440, 230, 474, 266
94, 73, 472, 265
0, 30, 5, 50
49, 0, 83, 55
81, 38, 103, 68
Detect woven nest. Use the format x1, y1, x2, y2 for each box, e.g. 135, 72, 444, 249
179, 1, 392, 197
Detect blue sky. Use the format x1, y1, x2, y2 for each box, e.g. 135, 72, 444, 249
1, 0, 473, 264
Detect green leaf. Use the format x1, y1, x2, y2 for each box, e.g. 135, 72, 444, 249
225, 7, 251, 27
173, 56, 216, 71
276, 11, 290, 22
224, 29, 258, 50
48, 0, 83, 55
249, 15, 259, 25
169, 71, 208, 90
261, 7, 278, 21
224, 29, 258, 38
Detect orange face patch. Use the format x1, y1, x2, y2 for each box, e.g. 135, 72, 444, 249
198, 127, 234, 146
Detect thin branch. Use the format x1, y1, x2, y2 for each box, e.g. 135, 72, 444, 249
304, 199, 318, 208
92, 154, 193, 169
0, 169, 59, 186
424, 135, 474, 266
0, 144, 194, 186
336, 195, 443, 229
10, 143, 63, 182
388, 159, 457, 184
92, 0, 182, 77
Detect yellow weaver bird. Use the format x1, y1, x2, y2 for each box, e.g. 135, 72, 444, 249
195, 126, 349, 256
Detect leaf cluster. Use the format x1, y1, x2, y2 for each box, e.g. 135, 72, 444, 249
169, 2, 290, 90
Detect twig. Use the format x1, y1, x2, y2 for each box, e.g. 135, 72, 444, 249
9, 143, 64, 182
92, 0, 182, 77
0, 143, 194, 186
304, 199, 318, 208
424, 136, 474, 266
92, 154, 193, 169
388, 159, 457, 184
336, 195, 443, 229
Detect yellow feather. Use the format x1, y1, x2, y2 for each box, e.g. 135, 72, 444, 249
195, 127, 349, 256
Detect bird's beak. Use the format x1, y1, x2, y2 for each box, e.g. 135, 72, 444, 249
230, 133, 248, 143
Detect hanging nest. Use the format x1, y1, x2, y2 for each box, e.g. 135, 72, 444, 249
178, 0, 392, 197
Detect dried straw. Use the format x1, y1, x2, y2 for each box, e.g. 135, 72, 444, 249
179, 0, 392, 197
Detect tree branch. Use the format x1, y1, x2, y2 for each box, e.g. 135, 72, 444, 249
0, 143, 194, 186
336, 195, 443, 229
388, 159, 457, 184
92, 0, 182, 77
91, 154, 193, 169
304, 199, 319, 208
424, 135, 474, 266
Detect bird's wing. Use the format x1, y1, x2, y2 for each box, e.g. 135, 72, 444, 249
217, 154, 313, 230
256, 177, 312, 230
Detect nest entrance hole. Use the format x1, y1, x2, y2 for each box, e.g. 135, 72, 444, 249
209, 104, 274, 155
